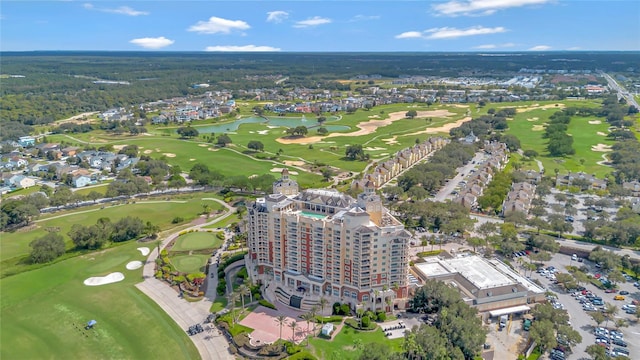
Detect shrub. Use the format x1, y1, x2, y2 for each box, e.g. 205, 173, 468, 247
314, 315, 343, 323
172, 216, 184, 224
376, 311, 386, 322
340, 303, 351, 316
217, 280, 226, 296
237, 267, 248, 279
259, 299, 277, 310
361, 315, 370, 328
233, 333, 250, 348
154, 270, 163, 279
416, 250, 442, 257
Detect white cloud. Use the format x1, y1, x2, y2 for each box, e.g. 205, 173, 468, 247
566, 46, 581, 50
433, 0, 551, 17
473, 42, 515, 49
528, 45, 551, 51
293, 16, 332, 28
397, 26, 507, 40
204, 45, 281, 52
395, 31, 425, 39
349, 15, 381, 22
83, 3, 149, 16
129, 37, 174, 49
266, 11, 289, 23
188, 16, 250, 34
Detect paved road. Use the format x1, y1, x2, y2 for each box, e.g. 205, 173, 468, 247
601, 71, 639, 110
136, 198, 236, 360
433, 151, 488, 202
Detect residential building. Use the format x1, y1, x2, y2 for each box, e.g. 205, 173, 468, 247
8, 175, 36, 189
556, 171, 607, 190
246, 172, 411, 313
72, 175, 92, 188
502, 182, 536, 217
18, 136, 36, 147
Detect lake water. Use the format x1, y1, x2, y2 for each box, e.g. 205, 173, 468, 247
192, 116, 348, 134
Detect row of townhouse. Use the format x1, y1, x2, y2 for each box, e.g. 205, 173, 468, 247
555, 171, 607, 190
351, 137, 448, 191
502, 182, 537, 217
453, 141, 510, 210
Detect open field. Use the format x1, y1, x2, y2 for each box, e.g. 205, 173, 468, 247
170, 254, 210, 273
0, 241, 199, 360
309, 325, 403, 360
504, 100, 615, 177
0, 193, 224, 277
171, 231, 222, 251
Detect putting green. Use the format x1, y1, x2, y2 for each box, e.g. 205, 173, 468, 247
171, 255, 209, 273
172, 232, 221, 251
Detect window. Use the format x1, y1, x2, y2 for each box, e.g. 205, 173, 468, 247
362, 295, 369, 301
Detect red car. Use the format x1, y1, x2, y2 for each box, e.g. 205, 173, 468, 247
594, 273, 602, 279
605, 289, 617, 293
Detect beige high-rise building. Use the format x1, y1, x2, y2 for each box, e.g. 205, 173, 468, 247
246, 171, 411, 312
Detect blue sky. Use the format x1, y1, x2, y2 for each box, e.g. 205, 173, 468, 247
1, 1, 639, 51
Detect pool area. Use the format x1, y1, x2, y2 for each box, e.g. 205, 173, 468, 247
299, 211, 327, 219
191, 115, 345, 134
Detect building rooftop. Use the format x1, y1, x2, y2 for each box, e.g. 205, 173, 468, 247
415, 255, 518, 290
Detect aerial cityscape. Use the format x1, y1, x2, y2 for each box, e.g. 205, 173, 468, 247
1, 1, 640, 360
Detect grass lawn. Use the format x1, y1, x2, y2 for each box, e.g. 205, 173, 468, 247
172, 232, 222, 251
210, 296, 227, 313
170, 254, 210, 273
74, 183, 110, 196
0, 241, 199, 360
504, 99, 613, 178
1, 193, 224, 278
309, 325, 403, 360
2, 185, 42, 199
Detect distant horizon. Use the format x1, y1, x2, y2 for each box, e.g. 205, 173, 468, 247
2, 50, 639, 54
1, 1, 638, 52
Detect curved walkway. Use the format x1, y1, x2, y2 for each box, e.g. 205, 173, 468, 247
135, 198, 236, 360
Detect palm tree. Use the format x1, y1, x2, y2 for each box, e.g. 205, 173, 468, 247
614, 318, 628, 331
309, 306, 318, 337
318, 297, 328, 323
373, 290, 380, 312
228, 292, 239, 324
244, 278, 253, 303
289, 320, 298, 343
238, 284, 249, 310
275, 315, 287, 341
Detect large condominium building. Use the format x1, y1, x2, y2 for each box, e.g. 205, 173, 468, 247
246, 170, 411, 312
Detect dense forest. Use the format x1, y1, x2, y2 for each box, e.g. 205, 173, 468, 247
1, 52, 638, 125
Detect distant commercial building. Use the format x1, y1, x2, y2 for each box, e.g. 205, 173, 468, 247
412, 255, 545, 314
246, 170, 411, 312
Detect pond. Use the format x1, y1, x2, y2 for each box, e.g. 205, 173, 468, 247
191, 115, 346, 134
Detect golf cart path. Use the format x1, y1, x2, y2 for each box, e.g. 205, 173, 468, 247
136, 198, 235, 360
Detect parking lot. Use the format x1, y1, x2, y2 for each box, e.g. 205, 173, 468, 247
522, 252, 639, 359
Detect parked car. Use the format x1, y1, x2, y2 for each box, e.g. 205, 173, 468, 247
614, 295, 625, 301
619, 290, 629, 295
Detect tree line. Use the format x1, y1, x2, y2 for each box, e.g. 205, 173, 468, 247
29, 215, 150, 264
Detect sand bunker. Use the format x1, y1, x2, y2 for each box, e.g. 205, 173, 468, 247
208, 148, 219, 152
588, 120, 602, 125
516, 103, 566, 113
597, 131, 608, 136
198, 143, 208, 147
591, 144, 612, 152
382, 136, 399, 145
364, 147, 387, 151
84, 272, 124, 286
143, 149, 153, 154
403, 117, 473, 136
527, 117, 539, 122
113, 144, 127, 150
257, 130, 270, 135
532, 125, 545, 131
368, 115, 380, 119
189, 158, 196, 161
276, 109, 455, 145
126, 261, 143, 270
163, 153, 176, 158
137, 247, 150, 256
271, 168, 298, 175
283, 160, 305, 166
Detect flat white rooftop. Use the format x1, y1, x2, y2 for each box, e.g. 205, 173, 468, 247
416, 255, 517, 290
